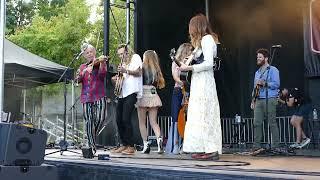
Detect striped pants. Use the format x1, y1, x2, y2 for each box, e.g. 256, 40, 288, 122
82, 97, 107, 148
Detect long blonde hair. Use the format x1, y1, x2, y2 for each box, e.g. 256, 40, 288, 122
175, 43, 193, 63
189, 14, 219, 48
143, 50, 165, 89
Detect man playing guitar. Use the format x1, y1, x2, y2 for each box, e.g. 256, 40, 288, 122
251, 48, 280, 153
110, 44, 143, 155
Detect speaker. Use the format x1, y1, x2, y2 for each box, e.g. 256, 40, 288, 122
0, 164, 58, 180
0, 123, 47, 166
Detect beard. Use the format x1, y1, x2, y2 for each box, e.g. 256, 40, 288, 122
257, 59, 266, 66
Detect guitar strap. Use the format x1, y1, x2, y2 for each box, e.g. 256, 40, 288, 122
259, 66, 270, 79
252, 66, 271, 98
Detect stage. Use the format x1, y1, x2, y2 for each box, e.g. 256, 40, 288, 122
44, 148, 320, 180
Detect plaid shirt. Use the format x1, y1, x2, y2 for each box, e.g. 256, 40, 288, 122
77, 62, 107, 103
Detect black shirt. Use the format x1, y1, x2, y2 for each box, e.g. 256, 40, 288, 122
142, 67, 156, 86
287, 88, 310, 106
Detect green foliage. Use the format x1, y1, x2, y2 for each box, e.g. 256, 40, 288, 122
8, 0, 91, 95
91, 3, 135, 65
5, 0, 36, 34
5, 0, 67, 35
34, 0, 66, 20
8, 0, 90, 68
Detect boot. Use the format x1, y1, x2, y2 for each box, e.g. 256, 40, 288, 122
141, 141, 150, 154
157, 136, 164, 154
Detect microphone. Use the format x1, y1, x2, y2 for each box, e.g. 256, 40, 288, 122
75, 51, 84, 60
75, 43, 89, 60
271, 44, 282, 48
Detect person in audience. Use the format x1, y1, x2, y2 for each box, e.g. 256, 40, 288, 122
278, 87, 311, 149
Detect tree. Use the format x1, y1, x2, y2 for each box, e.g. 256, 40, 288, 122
8, 0, 90, 68
33, 0, 66, 20
8, 0, 91, 95
5, 0, 35, 34
5, 0, 67, 35
90, 1, 135, 65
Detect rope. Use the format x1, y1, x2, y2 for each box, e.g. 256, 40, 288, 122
110, 7, 124, 43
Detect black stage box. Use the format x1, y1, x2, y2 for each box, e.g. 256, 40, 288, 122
0, 164, 58, 180
0, 123, 47, 166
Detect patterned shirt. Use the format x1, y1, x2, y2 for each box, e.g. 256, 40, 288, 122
77, 62, 107, 103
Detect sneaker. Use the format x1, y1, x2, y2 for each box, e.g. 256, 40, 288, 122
298, 138, 310, 148
289, 143, 300, 149
111, 146, 127, 153
122, 146, 135, 155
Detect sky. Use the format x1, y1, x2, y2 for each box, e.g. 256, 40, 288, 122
86, 0, 101, 23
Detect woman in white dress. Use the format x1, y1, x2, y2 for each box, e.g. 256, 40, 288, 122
179, 14, 222, 160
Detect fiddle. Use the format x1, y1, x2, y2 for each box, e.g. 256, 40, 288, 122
86, 55, 109, 67
77, 55, 108, 77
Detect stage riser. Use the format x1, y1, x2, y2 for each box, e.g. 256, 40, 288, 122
45, 161, 277, 180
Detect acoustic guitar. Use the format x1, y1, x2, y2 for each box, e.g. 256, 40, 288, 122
252, 84, 262, 103
169, 48, 193, 85
252, 66, 270, 102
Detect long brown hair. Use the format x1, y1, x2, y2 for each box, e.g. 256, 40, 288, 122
143, 50, 165, 89
189, 14, 219, 47
175, 43, 193, 63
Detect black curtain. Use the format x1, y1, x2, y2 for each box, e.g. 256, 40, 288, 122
136, 0, 205, 116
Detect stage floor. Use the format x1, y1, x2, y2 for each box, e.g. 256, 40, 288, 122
44, 148, 320, 180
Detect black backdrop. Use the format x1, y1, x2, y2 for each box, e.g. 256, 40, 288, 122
136, 0, 307, 118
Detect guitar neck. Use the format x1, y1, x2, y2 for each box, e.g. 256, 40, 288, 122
185, 54, 194, 65
173, 55, 194, 67
174, 59, 182, 67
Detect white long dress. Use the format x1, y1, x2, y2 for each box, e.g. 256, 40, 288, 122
183, 35, 222, 154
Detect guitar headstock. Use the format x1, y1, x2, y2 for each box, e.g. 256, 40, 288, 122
169, 48, 176, 61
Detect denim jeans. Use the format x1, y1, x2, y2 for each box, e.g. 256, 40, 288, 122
165, 87, 183, 154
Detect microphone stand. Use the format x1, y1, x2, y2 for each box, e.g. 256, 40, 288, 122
46, 52, 83, 156
265, 48, 277, 150
57, 52, 83, 83
265, 68, 270, 149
